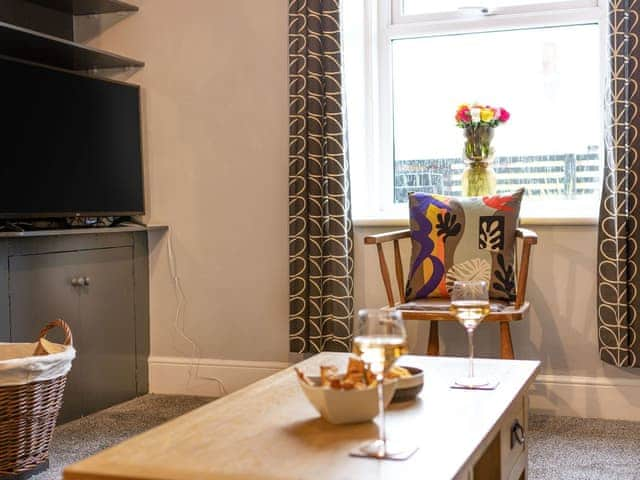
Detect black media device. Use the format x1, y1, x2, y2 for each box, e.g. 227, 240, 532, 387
0, 55, 144, 219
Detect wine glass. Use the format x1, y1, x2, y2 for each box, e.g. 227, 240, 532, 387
352, 309, 414, 459
450, 280, 491, 388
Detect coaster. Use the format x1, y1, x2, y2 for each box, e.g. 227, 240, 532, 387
450, 379, 499, 390
349, 443, 419, 461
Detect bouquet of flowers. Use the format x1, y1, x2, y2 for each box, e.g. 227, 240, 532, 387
455, 104, 510, 128
454, 103, 511, 196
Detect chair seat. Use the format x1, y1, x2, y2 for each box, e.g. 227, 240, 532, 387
392, 298, 529, 322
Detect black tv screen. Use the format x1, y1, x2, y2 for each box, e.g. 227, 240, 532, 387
1, 56, 144, 218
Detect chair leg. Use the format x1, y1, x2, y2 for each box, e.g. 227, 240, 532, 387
427, 321, 440, 356
500, 322, 515, 359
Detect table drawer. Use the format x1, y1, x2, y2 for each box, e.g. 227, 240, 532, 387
501, 394, 527, 480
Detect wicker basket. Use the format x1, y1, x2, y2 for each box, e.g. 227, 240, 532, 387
0, 319, 73, 478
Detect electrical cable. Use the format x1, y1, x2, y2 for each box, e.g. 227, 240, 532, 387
166, 230, 227, 396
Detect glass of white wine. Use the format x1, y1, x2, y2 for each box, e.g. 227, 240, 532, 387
450, 280, 491, 388
352, 309, 416, 459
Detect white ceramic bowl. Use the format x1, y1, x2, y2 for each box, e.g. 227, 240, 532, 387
297, 376, 397, 425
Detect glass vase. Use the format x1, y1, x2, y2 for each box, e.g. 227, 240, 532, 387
461, 125, 497, 197
461, 158, 497, 196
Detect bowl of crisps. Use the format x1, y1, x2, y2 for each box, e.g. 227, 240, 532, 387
388, 365, 424, 403
295, 357, 398, 425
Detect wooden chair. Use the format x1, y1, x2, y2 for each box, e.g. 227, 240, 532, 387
364, 227, 538, 359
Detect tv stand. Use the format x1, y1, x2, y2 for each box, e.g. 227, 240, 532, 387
0, 224, 166, 422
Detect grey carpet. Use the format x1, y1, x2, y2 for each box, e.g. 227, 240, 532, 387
528, 414, 640, 480
30, 394, 212, 480
20, 397, 640, 480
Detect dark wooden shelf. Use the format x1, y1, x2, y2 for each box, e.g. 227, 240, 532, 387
0, 21, 144, 70
0, 223, 167, 238
27, 0, 138, 15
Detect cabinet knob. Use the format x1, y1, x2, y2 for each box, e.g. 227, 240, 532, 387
71, 277, 90, 287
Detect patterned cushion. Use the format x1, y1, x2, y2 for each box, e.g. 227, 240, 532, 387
405, 189, 524, 302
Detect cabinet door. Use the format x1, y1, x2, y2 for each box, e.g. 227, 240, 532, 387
78, 247, 137, 415
9, 251, 84, 422
9, 247, 136, 422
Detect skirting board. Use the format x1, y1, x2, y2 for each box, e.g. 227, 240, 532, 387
149, 357, 640, 421
148, 356, 289, 397
530, 374, 640, 421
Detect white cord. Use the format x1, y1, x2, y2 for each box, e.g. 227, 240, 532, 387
166, 230, 227, 396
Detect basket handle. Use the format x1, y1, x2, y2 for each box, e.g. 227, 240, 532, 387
38, 319, 73, 346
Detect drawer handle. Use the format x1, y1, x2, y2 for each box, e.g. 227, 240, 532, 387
511, 420, 525, 448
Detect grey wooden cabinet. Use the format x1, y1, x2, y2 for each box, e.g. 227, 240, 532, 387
0, 227, 150, 423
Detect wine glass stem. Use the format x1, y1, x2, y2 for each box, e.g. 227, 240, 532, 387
467, 327, 475, 379
376, 373, 386, 454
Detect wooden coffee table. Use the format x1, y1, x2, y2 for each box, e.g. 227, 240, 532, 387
64, 353, 539, 480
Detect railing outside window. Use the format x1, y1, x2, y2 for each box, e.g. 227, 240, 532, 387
394, 149, 600, 202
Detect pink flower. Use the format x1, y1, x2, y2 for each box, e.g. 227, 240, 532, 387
456, 107, 471, 123
498, 108, 510, 122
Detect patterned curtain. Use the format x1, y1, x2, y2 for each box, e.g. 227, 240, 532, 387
288, 0, 354, 353
598, 1, 640, 367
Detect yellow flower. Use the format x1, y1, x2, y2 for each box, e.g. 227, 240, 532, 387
480, 108, 494, 122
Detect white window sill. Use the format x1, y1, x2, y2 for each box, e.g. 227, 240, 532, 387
353, 216, 598, 227
354, 199, 600, 227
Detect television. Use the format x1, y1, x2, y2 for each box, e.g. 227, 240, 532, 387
0, 56, 144, 219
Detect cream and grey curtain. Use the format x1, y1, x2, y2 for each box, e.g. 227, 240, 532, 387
598, 1, 640, 367
288, 0, 354, 353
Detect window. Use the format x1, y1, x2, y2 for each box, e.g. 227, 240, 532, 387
342, 0, 605, 220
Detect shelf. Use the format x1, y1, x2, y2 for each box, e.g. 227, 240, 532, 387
146, 224, 170, 233
0, 21, 144, 70
27, 0, 138, 15
0, 223, 166, 238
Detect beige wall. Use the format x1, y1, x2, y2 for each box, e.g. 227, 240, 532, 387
83, 0, 290, 363
79, 1, 640, 416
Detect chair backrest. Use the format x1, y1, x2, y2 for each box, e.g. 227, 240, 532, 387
364, 228, 537, 309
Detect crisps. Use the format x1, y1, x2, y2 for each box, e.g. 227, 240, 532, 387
387, 366, 412, 379
296, 357, 413, 391
295, 367, 313, 386
320, 365, 339, 387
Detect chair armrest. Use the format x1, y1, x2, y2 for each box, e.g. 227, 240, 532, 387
364, 229, 411, 245
516, 227, 538, 245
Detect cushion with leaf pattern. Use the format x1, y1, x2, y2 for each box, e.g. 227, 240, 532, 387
405, 189, 524, 302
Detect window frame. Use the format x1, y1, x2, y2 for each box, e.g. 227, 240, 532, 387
394, 0, 598, 24
355, 0, 607, 222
